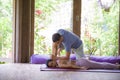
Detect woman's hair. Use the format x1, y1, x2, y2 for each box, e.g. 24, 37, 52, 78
46, 59, 53, 67
52, 33, 61, 42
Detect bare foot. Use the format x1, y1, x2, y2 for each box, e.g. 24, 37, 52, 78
80, 67, 88, 70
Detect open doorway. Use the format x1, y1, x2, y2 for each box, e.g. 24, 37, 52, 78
81, 0, 119, 56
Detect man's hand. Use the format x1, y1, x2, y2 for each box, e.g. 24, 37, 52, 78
51, 42, 58, 60
51, 54, 56, 60
57, 51, 70, 60
57, 48, 61, 56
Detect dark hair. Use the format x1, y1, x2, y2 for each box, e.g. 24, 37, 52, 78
52, 33, 61, 42
46, 59, 53, 67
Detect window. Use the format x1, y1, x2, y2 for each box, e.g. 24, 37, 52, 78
4, 0, 119, 63
34, 0, 73, 55
0, 0, 13, 63
81, 0, 119, 56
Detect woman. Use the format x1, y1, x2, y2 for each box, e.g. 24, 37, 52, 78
46, 58, 120, 70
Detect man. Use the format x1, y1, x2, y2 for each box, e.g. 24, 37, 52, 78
51, 29, 85, 61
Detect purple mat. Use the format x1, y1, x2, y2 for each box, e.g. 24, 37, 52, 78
40, 64, 120, 73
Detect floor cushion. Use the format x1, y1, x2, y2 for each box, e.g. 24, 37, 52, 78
30, 54, 120, 64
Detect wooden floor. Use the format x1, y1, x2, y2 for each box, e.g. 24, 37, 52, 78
0, 63, 120, 80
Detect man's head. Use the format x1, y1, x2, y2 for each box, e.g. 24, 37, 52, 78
52, 33, 61, 42
46, 59, 58, 68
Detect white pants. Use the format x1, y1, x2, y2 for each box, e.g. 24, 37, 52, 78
73, 43, 85, 59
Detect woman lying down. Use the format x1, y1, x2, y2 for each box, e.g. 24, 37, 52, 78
46, 58, 120, 70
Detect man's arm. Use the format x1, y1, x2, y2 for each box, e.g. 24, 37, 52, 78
57, 51, 70, 60
51, 43, 57, 60
57, 43, 64, 56
57, 48, 61, 56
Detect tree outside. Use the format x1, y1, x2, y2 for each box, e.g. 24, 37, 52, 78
0, 0, 13, 59
35, 0, 119, 56
34, 0, 73, 55
81, 0, 119, 56
0, 0, 119, 61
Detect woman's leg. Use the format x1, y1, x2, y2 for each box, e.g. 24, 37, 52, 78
76, 58, 119, 69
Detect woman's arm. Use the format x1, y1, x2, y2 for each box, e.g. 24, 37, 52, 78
58, 60, 87, 69
71, 65, 88, 70
58, 62, 80, 69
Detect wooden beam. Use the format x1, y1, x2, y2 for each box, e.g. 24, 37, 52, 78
73, 0, 81, 37
13, 0, 22, 63
29, 0, 35, 59
14, 0, 34, 63
118, 13, 120, 55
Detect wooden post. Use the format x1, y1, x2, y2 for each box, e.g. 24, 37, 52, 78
73, 0, 81, 37
13, 0, 34, 63
118, 13, 120, 55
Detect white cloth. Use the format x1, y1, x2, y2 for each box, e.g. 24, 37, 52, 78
76, 58, 118, 69
73, 43, 85, 59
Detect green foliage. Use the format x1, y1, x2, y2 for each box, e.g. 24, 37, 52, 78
0, 0, 12, 57
83, 0, 119, 56
34, 0, 69, 54
0, 0, 119, 57
35, 0, 68, 25
0, 61, 5, 64
34, 0, 119, 56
